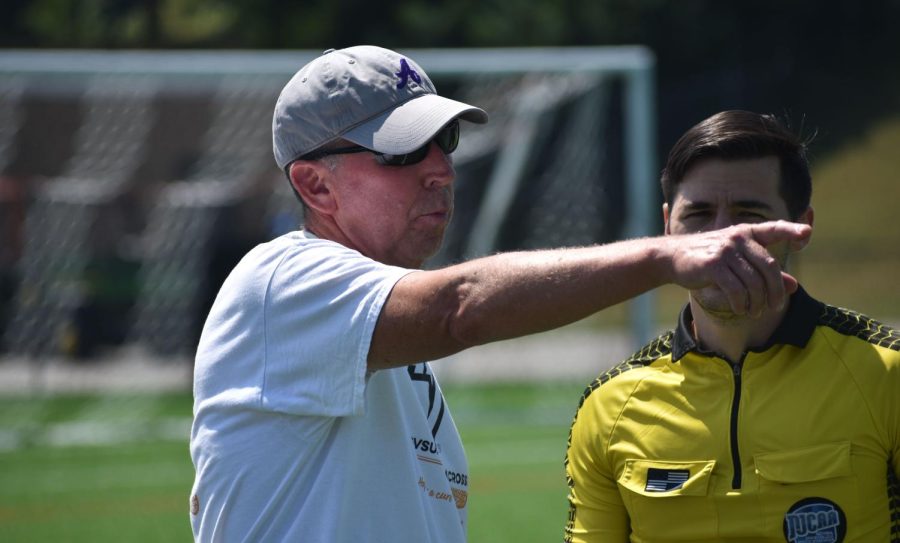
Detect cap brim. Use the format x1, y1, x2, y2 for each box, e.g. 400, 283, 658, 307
342, 94, 488, 155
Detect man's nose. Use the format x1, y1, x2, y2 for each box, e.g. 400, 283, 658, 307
712, 211, 736, 231
423, 142, 455, 188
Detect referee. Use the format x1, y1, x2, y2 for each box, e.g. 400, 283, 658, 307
565, 110, 900, 542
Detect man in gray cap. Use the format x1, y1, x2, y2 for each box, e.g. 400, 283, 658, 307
189, 46, 811, 542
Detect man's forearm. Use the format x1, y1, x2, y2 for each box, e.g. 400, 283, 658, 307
436, 240, 670, 346
369, 221, 811, 370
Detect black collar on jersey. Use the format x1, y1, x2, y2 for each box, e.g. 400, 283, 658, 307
671, 285, 825, 362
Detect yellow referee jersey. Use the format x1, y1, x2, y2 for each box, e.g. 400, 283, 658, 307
565, 287, 900, 542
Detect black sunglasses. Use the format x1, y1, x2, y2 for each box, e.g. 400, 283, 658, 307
301, 120, 459, 166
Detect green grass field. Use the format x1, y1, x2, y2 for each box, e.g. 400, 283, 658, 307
0, 382, 586, 542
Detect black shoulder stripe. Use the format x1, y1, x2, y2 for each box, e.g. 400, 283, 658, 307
576, 330, 674, 411
819, 305, 900, 352
888, 464, 899, 542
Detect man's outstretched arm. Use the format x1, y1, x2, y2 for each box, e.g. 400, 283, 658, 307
369, 220, 811, 370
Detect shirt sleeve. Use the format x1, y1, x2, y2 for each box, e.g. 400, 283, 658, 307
261, 239, 413, 417
564, 391, 630, 543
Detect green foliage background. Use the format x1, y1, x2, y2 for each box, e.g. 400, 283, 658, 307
4, 1, 900, 159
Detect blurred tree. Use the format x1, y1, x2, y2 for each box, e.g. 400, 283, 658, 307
158, 0, 235, 46
17, 0, 154, 47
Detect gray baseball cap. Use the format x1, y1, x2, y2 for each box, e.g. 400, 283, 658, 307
272, 45, 488, 170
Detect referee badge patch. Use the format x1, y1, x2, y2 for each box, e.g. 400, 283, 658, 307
644, 468, 690, 492
783, 497, 846, 542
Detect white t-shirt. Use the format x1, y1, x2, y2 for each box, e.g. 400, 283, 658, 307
190, 230, 469, 542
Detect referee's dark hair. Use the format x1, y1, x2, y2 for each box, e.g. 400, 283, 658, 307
661, 110, 813, 220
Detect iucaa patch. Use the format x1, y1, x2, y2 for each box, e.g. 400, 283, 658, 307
782, 497, 847, 542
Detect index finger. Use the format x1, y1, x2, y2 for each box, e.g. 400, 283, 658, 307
748, 220, 812, 252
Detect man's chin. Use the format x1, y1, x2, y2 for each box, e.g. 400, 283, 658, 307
700, 307, 745, 322
693, 293, 746, 323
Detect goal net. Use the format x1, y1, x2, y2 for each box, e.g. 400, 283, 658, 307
0, 47, 657, 367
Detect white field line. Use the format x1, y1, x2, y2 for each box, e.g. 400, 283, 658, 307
0, 416, 192, 452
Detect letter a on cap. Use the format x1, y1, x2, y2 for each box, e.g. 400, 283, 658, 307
395, 58, 422, 89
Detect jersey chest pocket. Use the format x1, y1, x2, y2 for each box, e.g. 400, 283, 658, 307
618, 459, 718, 540
754, 441, 857, 537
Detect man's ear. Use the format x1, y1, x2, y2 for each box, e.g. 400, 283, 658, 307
289, 161, 336, 214
662, 202, 671, 235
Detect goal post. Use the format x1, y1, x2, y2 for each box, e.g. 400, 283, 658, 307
406, 47, 659, 345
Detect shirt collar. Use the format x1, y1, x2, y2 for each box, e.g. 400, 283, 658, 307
671, 285, 824, 362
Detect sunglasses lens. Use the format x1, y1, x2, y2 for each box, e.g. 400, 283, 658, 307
435, 120, 460, 154
376, 145, 429, 166
374, 120, 461, 166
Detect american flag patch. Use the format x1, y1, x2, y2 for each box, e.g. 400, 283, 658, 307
645, 468, 689, 492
